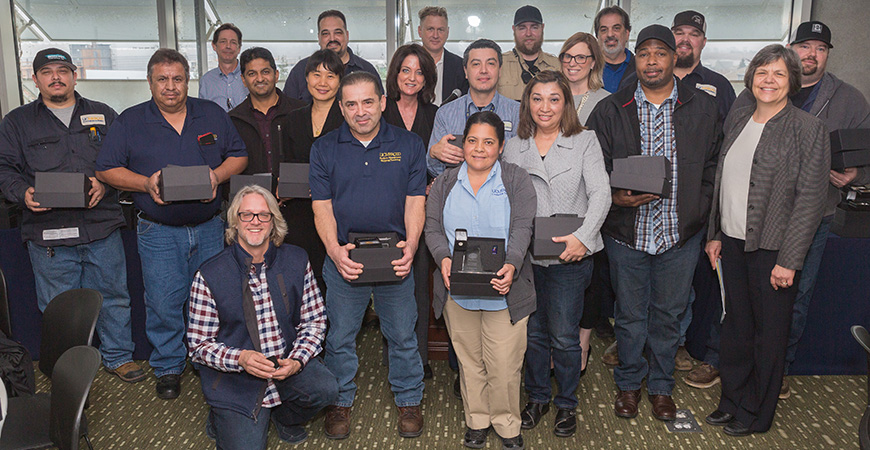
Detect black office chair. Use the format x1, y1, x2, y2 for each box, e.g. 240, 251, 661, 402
38, 289, 102, 379
0, 267, 11, 338
0, 345, 100, 450
851, 325, 870, 450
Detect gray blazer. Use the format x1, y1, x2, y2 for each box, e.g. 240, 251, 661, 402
425, 161, 537, 323
708, 103, 829, 270
502, 130, 611, 265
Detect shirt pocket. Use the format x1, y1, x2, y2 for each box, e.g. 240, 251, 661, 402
25, 135, 66, 172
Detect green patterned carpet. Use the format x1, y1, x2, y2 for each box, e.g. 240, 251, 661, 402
35, 323, 864, 449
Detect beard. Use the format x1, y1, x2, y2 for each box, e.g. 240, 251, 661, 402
675, 52, 695, 68
49, 93, 70, 103
516, 38, 543, 56
801, 60, 818, 76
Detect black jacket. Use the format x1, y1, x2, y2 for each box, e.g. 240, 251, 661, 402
586, 78, 722, 248
442, 49, 469, 101
383, 99, 438, 146
228, 88, 306, 176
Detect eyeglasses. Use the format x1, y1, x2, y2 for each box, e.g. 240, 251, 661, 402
238, 212, 273, 222
560, 53, 594, 65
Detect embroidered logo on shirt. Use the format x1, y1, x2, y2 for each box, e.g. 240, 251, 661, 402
379, 152, 402, 163
695, 84, 718, 97
503, 121, 513, 132
491, 187, 506, 196
80, 114, 106, 126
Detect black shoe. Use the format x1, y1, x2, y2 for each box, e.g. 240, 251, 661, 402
595, 319, 615, 339
580, 346, 592, 378
705, 410, 735, 426
553, 408, 576, 437
520, 402, 549, 430
723, 419, 753, 436
463, 427, 489, 448
156, 374, 181, 400
423, 364, 433, 380
501, 434, 524, 450
453, 374, 462, 399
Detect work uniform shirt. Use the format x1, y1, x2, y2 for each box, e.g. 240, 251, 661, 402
282, 48, 383, 103
680, 62, 736, 125
309, 119, 427, 243
96, 97, 247, 226
0, 93, 124, 246
497, 50, 560, 101
199, 63, 249, 112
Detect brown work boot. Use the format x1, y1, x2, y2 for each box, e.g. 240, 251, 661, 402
779, 377, 791, 400
397, 405, 423, 438
324, 405, 351, 439
684, 363, 720, 389
674, 346, 694, 371
105, 361, 147, 383
649, 394, 676, 421
602, 341, 619, 366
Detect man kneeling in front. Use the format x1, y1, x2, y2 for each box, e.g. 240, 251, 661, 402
187, 185, 337, 448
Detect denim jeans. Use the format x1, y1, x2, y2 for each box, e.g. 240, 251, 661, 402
322, 258, 424, 407
784, 215, 832, 374
27, 229, 135, 369
137, 214, 224, 377
206, 358, 338, 450
525, 259, 593, 409
605, 230, 702, 395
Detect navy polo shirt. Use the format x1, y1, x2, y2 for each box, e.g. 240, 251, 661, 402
309, 119, 426, 243
96, 97, 247, 226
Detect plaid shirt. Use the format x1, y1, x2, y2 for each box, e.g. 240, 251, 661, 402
188, 261, 326, 407
633, 82, 680, 255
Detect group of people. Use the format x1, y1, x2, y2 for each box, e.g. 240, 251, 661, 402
0, 3, 868, 450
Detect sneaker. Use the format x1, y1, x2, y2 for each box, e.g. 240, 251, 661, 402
674, 346, 694, 371
324, 405, 351, 439
501, 434, 524, 450
602, 341, 619, 366
463, 427, 489, 448
397, 405, 423, 438
779, 377, 791, 400
106, 361, 147, 383
684, 363, 720, 389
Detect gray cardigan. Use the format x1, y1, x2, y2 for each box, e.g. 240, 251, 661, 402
502, 130, 611, 266
708, 103, 829, 270
425, 161, 537, 324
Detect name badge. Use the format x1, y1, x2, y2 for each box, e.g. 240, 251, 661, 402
503, 121, 513, 132
695, 84, 718, 97
43, 227, 80, 241
80, 114, 106, 126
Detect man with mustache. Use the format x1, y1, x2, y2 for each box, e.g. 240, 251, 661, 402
309, 71, 427, 439
0, 48, 144, 385
282, 10, 383, 103
586, 25, 720, 421
690, 20, 870, 398
96, 48, 248, 400
199, 23, 248, 112
417, 6, 468, 105
497, 5, 560, 101
594, 6, 634, 93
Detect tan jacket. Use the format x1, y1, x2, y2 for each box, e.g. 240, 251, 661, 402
497, 50, 560, 101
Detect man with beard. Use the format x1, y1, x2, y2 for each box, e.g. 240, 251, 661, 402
199, 23, 248, 111
594, 6, 634, 93
417, 6, 468, 105
688, 20, 870, 398
586, 25, 720, 421
283, 10, 383, 103
497, 5, 560, 101
0, 48, 145, 384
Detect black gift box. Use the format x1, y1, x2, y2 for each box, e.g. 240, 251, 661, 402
532, 215, 584, 258
158, 165, 212, 202
610, 155, 672, 198
229, 174, 274, 199
277, 163, 310, 199
347, 232, 404, 284
450, 237, 506, 297
34, 172, 90, 208
832, 203, 870, 238
0, 198, 20, 229
830, 129, 870, 170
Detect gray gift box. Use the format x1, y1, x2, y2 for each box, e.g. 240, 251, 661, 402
347, 232, 404, 284
158, 165, 212, 202
450, 237, 506, 297
610, 155, 672, 198
832, 203, 870, 238
532, 215, 584, 258
830, 129, 870, 170
277, 163, 310, 199
34, 172, 90, 208
229, 174, 274, 199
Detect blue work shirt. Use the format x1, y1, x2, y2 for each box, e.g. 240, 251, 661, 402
282, 48, 383, 103
198, 63, 249, 112
427, 92, 519, 177
96, 97, 247, 226
443, 161, 510, 311
309, 119, 426, 243
603, 49, 634, 93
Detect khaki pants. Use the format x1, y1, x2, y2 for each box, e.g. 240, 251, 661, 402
443, 298, 528, 438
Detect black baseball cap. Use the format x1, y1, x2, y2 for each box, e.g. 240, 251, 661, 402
791, 21, 833, 48
514, 5, 543, 26
672, 10, 706, 35
635, 24, 677, 52
33, 48, 77, 72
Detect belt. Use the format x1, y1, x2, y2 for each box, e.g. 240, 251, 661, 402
138, 210, 220, 227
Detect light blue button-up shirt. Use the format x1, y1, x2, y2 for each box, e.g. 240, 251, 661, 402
198, 62, 249, 112
443, 161, 511, 311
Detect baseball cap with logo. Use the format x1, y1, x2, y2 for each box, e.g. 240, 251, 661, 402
32, 48, 77, 72
790, 21, 833, 48
672, 10, 706, 35
513, 5, 543, 26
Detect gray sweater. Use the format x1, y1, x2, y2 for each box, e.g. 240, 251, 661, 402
425, 161, 537, 324
502, 130, 611, 266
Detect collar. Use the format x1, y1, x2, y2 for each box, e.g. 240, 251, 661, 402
516, 131, 571, 153
634, 78, 679, 107
145, 96, 203, 124
607, 49, 633, 68
219, 61, 242, 78
230, 241, 278, 272
34, 91, 83, 116
457, 159, 501, 186
345, 48, 366, 70
336, 117, 396, 147
615, 77, 693, 109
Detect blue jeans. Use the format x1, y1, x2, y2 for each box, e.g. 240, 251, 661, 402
525, 259, 593, 410
137, 214, 224, 377
206, 359, 338, 450
322, 258, 424, 407
677, 288, 695, 347
27, 229, 134, 369
784, 215, 832, 374
605, 230, 702, 395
